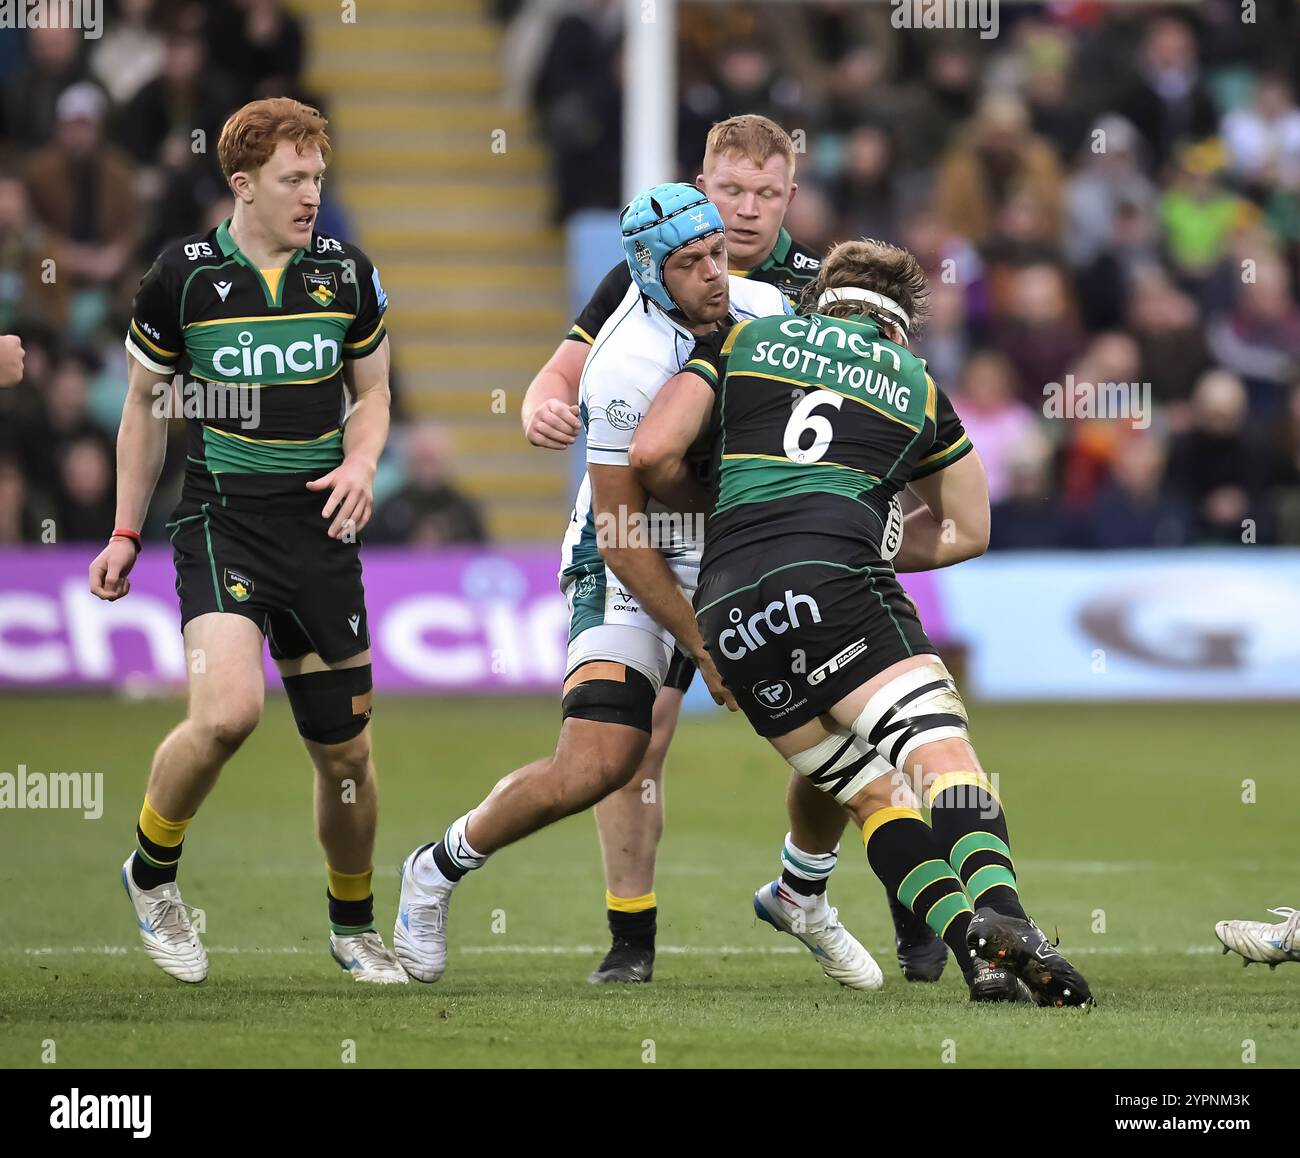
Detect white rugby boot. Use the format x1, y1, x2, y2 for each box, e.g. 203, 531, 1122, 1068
754, 879, 885, 991
121, 854, 208, 983
330, 930, 409, 983
1216, 907, 1300, 969
393, 845, 454, 983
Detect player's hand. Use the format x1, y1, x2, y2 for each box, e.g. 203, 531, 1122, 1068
525, 399, 581, 449
695, 649, 738, 712
89, 538, 138, 600
0, 334, 25, 387
307, 457, 375, 539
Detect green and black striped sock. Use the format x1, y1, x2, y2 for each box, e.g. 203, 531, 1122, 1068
863, 806, 973, 972
927, 771, 1026, 920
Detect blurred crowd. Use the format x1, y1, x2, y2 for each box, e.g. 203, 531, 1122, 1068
523, 0, 1300, 547
0, 0, 485, 548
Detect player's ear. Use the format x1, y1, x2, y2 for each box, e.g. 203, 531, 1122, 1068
229, 172, 254, 203
787, 181, 798, 207
694, 173, 706, 193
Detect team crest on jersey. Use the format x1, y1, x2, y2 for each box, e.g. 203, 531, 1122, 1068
223, 568, 254, 602
303, 271, 338, 308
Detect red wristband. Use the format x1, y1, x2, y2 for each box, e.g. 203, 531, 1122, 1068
111, 528, 142, 554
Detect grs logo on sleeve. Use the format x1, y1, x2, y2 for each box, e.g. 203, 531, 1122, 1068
50, 1089, 151, 1139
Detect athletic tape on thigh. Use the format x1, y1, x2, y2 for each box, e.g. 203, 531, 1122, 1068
788, 732, 892, 805
561, 662, 655, 733
852, 662, 968, 770
282, 664, 373, 744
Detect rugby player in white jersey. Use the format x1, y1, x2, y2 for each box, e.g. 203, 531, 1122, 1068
521, 115, 947, 986
393, 184, 881, 990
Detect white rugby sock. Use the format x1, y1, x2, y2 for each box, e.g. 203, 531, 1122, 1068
780, 833, 838, 906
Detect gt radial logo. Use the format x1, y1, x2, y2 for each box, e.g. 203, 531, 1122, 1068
212, 330, 340, 378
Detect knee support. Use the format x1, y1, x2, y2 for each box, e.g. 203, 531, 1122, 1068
852, 662, 968, 771
788, 732, 891, 804
282, 664, 373, 744
561, 661, 655, 733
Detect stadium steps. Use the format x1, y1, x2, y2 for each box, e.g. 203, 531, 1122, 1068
290, 0, 570, 542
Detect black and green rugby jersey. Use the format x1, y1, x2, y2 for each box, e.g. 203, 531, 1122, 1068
125, 219, 388, 511
565, 227, 821, 344
682, 311, 972, 565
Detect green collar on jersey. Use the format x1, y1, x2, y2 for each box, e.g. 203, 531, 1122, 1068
753, 227, 794, 272
216, 219, 308, 308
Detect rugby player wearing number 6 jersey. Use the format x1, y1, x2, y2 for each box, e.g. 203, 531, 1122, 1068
394, 185, 881, 991
89, 99, 405, 984
630, 239, 1095, 1005
523, 115, 946, 986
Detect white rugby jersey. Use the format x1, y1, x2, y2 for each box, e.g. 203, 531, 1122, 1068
559, 275, 792, 586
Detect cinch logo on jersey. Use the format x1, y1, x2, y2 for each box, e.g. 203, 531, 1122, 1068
49, 1089, 151, 1139
718, 589, 822, 660
750, 318, 912, 412
206, 328, 341, 380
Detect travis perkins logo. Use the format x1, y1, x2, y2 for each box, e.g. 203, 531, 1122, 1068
891, 0, 998, 40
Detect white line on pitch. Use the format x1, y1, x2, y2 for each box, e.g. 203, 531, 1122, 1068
12, 943, 1223, 957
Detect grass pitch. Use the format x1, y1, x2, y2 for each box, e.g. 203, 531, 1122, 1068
1, 695, 1296, 1068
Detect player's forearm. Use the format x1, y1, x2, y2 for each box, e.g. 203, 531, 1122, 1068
600, 542, 707, 657
521, 365, 577, 434
342, 386, 391, 473
892, 507, 986, 572
635, 456, 709, 514
113, 384, 169, 531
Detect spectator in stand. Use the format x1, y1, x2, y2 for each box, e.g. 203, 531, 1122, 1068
831, 123, 901, 243
1221, 72, 1300, 196
988, 429, 1080, 550
22, 83, 137, 305
1262, 382, 1300, 543
0, 176, 71, 333
22, 350, 113, 500
1063, 114, 1157, 272
933, 93, 1065, 248
1207, 250, 1300, 416
1080, 433, 1189, 549
208, 0, 307, 103
0, 453, 50, 544
368, 422, 487, 548
531, 0, 622, 221
991, 261, 1087, 405
89, 0, 167, 108
118, 23, 235, 173
1126, 267, 1210, 415
1, 25, 85, 149
1165, 370, 1268, 544
949, 349, 1038, 505
781, 180, 835, 257
915, 279, 968, 394
1076, 193, 1162, 332
1118, 13, 1217, 175
55, 434, 116, 542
